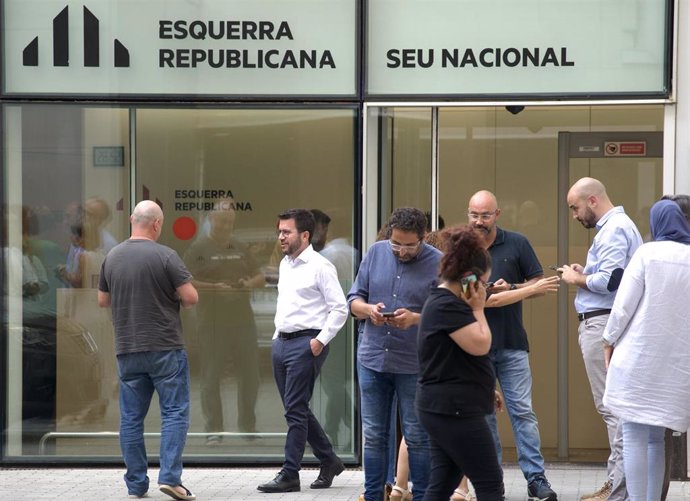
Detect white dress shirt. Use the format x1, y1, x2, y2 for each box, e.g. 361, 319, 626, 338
273, 245, 348, 346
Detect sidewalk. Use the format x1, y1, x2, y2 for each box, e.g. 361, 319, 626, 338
1, 464, 690, 500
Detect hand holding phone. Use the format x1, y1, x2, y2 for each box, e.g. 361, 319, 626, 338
381, 311, 396, 318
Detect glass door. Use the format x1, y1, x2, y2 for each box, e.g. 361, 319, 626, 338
558, 131, 663, 460
365, 103, 665, 461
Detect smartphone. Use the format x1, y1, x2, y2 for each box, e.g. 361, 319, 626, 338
381, 311, 396, 318
460, 274, 478, 298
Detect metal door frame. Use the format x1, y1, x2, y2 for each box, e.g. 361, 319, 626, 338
556, 131, 664, 458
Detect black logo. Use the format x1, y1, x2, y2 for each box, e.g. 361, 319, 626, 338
22, 5, 129, 67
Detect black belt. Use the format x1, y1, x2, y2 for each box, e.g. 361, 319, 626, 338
577, 309, 611, 322
278, 329, 320, 340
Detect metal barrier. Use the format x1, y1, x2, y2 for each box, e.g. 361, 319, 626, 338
38, 431, 287, 455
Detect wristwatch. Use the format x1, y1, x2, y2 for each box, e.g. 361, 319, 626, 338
509, 283, 517, 290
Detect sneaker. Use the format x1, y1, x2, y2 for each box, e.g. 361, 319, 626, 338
580, 480, 612, 501
527, 475, 558, 501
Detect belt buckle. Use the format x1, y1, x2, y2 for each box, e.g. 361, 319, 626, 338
577, 312, 586, 321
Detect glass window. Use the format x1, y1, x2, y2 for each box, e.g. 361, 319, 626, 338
2, 104, 358, 462
2, 104, 130, 457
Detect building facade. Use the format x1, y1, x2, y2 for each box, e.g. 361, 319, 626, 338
1, 0, 688, 469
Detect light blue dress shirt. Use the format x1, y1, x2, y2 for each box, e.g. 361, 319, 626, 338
574, 206, 642, 313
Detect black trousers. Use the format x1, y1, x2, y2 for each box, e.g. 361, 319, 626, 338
418, 409, 503, 501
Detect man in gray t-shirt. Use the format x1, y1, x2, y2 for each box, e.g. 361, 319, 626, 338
98, 200, 198, 501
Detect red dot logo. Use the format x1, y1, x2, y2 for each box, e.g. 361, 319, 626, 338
173, 217, 197, 240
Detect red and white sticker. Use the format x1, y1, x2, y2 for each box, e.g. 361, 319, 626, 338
604, 141, 647, 157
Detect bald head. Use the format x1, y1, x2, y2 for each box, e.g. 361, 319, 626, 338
469, 190, 498, 212
467, 190, 500, 246
567, 177, 614, 228
130, 200, 164, 240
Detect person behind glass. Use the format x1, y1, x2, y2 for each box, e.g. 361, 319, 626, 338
257, 208, 348, 493
349, 207, 442, 501
57, 219, 104, 288
98, 200, 199, 501
467, 190, 557, 501
85, 196, 119, 253
183, 201, 264, 444
416, 224, 503, 500
311, 208, 356, 452
601, 199, 690, 501
558, 177, 642, 501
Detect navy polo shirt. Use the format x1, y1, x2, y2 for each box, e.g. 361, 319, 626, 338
486, 227, 543, 352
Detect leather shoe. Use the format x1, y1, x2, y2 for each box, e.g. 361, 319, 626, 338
257, 471, 300, 493
310, 457, 345, 489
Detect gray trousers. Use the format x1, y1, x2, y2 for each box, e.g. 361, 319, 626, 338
578, 315, 628, 501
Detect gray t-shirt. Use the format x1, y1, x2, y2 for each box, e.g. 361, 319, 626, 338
99, 239, 192, 355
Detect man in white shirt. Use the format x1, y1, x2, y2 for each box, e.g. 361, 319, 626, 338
257, 208, 348, 494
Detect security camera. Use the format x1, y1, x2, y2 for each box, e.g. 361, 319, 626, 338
505, 105, 525, 115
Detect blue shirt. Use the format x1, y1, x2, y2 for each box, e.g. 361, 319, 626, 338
574, 206, 642, 313
348, 240, 442, 374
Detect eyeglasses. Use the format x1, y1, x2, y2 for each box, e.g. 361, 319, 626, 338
389, 240, 421, 252
276, 229, 295, 237
467, 211, 497, 221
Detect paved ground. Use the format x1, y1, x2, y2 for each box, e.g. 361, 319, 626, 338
1, 464, 690, 500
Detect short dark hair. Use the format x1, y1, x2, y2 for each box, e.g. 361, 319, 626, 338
424, 211, 446, 232
310, 209, 331, 227
278, 208, 315, 242
388, 207, 427, 239
661, 194, 690, 220
439, 225, 491, 282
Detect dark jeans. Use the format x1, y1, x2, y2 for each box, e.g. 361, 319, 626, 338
418, 409, 503, 501
272, 335, 336, 477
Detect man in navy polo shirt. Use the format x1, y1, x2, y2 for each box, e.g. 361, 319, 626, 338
467, 190, 557, 501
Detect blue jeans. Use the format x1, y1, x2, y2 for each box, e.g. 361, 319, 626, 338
117, 349, 190, 496
622, 421, 665, 501
358, 365, 430, 501
486, 349, 545, 482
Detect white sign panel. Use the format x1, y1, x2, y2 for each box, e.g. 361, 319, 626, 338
367, 0, 669, 96
2, 0, 356, 96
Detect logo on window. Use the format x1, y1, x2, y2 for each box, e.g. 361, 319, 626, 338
22, 5, 129, 67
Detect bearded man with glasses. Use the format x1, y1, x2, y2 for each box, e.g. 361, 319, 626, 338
348, 207, 442, 501
467, 190, 558, 501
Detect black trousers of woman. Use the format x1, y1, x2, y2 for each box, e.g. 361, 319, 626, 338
418, 409, 503, 501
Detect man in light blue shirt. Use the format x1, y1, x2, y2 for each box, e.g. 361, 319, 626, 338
560, 177, 642, 501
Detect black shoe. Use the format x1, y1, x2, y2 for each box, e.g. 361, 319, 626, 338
310, 457, 345, 489
257, 471, 300, 493
527, 475, 558, 501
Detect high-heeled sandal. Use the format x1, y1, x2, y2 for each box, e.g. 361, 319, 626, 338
389, 485, 413, 501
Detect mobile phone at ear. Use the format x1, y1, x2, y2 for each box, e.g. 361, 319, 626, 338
461, 274, 478, 298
